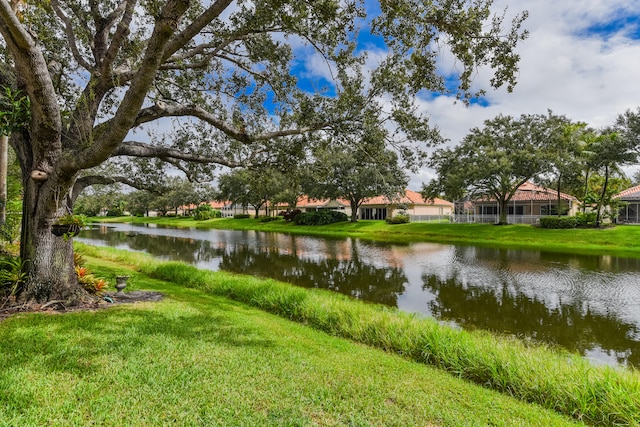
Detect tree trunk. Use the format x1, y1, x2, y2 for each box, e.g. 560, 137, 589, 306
582, 171, 590, 214
498, 198, 508, 225
0, 133, 7, 224
17, 169, 88, 303
350, 200, 358, 222
595, 165, 609, 227
556, 175, 562, 217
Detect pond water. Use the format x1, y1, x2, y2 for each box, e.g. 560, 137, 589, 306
78, 223, 640, 369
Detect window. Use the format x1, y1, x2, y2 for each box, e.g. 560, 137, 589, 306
508, 206, 524, 215
481, 206, 498, 215
361, 207, 388, 220
540, 205, 569, 216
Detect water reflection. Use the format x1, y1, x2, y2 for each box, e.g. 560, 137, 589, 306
78, 223, 640, 368
218, 243, 407, 306
423, 273, 640, 367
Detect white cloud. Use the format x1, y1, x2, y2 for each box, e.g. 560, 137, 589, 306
406, 0, 640, 189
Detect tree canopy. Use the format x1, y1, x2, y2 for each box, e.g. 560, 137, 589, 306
422, 113, 567, 224
307, 144, 408, 222
0, 0, 528, 302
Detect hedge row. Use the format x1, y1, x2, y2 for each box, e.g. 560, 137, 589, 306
293, 210, 349, 226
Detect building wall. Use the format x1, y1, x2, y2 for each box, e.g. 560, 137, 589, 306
358, 203, 454, 220
473, 200, 578, 216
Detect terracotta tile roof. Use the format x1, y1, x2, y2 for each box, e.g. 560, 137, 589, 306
295, 190, 453, 207
475, 182, 576, 202
181, 200, 229, 210
363, 189, 453, 206
296, 196, 349, 208
615, 184, 640, 200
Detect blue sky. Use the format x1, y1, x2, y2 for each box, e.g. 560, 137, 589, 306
417, 0, 640, 187
348, 0, 640, 188
195, 1, 640, 188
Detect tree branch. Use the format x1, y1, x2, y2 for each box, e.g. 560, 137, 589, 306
165, 28, 279, 65
69, 0, 191, 172
113, 141, 245, 168
133, 102, 328, 144
72, 175, 146, 203
50, 0, 94, 72
101, 0, 136, 75
0, 0, 62, 160
163, 0, 235, 61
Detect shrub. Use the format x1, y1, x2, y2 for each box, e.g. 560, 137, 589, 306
75, 207, 99, 217
106, 208, 123, 217
234, 213, 251, 219
0, 210, 21, 244
539, 216, 577, 229
293, 210, 348, 226
193, 204, 221, 221
575, 211, 598, 227
386, 214, 410, 224
0, 256, 27, 296
282, 209, 302, 222
75, 266, 109, 296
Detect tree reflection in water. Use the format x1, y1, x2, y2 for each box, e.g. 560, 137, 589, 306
218, 243, 408, 307
422, 246, 640, 368
79, 224, 640, 368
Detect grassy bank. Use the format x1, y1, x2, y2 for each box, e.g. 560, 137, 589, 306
94, 216, 640, 258
0, 249, 581, 426
74, 244, 640, 426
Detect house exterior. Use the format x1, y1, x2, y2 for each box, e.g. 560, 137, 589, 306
359, 190, 453, 221
178, 200, 229, 216
464, 182, 579, 224
614, 185, 640, 223
173, 190, 453, 221
296, 196, 351, 214
296, 190, 453, 221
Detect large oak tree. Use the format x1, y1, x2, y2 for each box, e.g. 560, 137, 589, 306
0, 0, 527, 303
423, 113, 567, 225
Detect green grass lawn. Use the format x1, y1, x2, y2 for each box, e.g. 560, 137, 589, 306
0, 252, 582, 426
97, 215, 640, 258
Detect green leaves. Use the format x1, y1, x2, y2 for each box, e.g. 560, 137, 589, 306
0, 86, 30, 136
372, 0, 529, 101
424, 113, 569, 223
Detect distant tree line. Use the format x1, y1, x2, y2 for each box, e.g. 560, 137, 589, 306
75, 143, 408, 223
422, 109, 640, 226
75, 108, 640, 228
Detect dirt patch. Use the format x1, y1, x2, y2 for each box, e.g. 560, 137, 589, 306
0, 291, 164, 322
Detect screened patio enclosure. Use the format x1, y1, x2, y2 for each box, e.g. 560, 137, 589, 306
615, 185, 640, 224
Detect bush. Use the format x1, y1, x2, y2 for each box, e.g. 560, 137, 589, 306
75, 207, 100, 217
192, 204, 221, 221
234, 213, 251, 219
75, 266, 109, 296
539, 216, 577, 229
293, 210, 348, 226
575, 211, 598, 227
386, 214, 410, 224
106, 208, 123, 217
282, 209, 302, 222
0, 256, 27, 296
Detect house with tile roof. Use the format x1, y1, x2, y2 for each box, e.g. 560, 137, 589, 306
295, 190, 453, 221
614, 184, 640, 223
466, 182, 579, 224
358, 189, 453, 220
